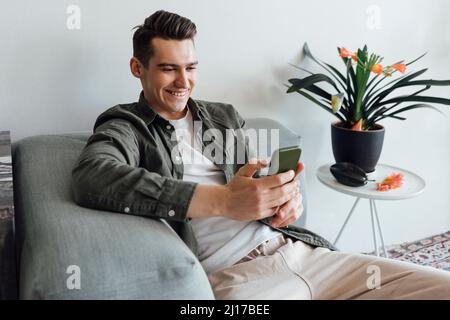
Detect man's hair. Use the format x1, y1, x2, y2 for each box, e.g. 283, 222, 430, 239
132, 10, 197, 68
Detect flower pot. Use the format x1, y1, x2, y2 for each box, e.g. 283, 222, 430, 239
331, 122, 385, 173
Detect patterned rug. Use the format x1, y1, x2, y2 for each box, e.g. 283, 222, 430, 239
373, 231, 450, 271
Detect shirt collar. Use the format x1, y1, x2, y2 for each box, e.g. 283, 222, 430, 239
136, 91, 204, 126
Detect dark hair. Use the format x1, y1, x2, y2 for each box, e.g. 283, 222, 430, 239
132, 10, 197, 68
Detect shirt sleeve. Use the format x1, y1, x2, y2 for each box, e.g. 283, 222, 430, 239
71, 119, 197, 222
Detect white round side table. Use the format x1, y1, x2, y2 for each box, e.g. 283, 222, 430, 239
316, 163, 426, 257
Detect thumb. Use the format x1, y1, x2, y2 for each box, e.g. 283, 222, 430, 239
237, 158, 269, 178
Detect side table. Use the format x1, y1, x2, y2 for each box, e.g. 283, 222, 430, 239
316, 163, 426, 257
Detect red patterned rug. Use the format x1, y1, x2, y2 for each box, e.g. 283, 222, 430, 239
381, 231, 450, 271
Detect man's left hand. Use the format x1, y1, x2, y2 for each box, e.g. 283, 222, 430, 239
270, 162, 304, 228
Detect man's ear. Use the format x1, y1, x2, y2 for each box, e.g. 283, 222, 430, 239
130, 57, 143, 78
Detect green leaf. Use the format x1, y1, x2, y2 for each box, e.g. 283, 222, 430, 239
287, 81, 333, 102
363, 72, 412, 109
343, 59, 356, 119
388, 104, 444, 116
395, 68, 429, 84
302, 43, 342, 92
323, 62, 346, 84
405, 52, 427, 66
365, 68, 430, 111
288, 63, 314, 75
397, 79, 450, 87
366, 85, 431, 120
353, 48, 373, 121
322, 62, 348, 92
288, 74, 339, 93
288, 88, 346, 122
378, 95, 450, 107
367, 79, 450, 112
288, 61, 348, 108
374, 103, 444, 123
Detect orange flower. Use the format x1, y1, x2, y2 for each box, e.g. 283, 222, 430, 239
372, 64, 383, 75
339, 47, 358, 61
339, 48, 352, 58
392, 63, 406, 73
377, 172, 404, 191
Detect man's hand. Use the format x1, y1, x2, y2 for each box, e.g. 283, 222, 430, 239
269, 162, 304, 228
219, 159, 300, 221
187, 160, 304, 224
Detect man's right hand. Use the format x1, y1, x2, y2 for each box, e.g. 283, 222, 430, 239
219, 159, 299, 221
186, 159, 299, 220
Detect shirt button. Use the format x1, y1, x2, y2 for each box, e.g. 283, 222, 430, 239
166, 125, 172, 130
168, 209, 175, 217
124, 207, 130, 213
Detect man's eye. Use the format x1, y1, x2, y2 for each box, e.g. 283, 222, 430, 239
187, 67, 197, 71
162, 68, 175, 72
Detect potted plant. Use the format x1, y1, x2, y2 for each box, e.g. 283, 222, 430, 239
286, 43, 450, 173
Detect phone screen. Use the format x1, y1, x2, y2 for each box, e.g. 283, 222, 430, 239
267, 146, 302, 176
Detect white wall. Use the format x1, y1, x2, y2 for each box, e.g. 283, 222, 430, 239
1, 0, 449, 253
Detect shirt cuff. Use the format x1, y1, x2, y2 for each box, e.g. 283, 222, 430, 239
156, 178, 197, 222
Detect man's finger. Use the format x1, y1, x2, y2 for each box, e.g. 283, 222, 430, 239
270, 193, 302, 228
266, 188, 297, 208
260, 208, 278, 220
237, 159, 268, 178
294, 162, 305, 179
258, 169, 295, 188
263, 180, 299, 203
278, 201, 303, 228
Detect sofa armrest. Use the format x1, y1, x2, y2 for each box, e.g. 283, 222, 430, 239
13, 135, 214, 299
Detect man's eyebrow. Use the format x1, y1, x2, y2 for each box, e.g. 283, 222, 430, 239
157, 61, 199, 68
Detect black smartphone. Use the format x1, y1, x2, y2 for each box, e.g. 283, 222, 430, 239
267, 146, 302, 175
254, 146, 302, 178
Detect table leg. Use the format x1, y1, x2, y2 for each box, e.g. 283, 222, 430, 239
372, 200, 388, 258
334, 197, 360, 246
370, 200, 379, 256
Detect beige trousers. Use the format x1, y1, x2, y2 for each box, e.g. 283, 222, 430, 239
207, 234, 450, 300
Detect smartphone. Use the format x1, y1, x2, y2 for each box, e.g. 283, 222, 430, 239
263, 146, 302, 176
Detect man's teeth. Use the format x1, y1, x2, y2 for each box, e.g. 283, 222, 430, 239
168, 90, 188, 97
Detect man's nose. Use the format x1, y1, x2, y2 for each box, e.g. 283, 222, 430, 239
175, 70, 189, 88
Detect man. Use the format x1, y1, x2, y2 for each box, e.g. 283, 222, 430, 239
72, 10, 450, 299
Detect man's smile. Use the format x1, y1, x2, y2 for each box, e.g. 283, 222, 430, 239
165, 89, 189, 99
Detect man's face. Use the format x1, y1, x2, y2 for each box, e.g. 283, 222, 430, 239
136, 38, 198, 120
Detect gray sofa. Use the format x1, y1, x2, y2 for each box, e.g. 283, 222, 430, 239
11, 117, 306, 299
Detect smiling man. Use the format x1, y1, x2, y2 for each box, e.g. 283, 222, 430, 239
72, 10, 450, 300
131, 37, 198, 120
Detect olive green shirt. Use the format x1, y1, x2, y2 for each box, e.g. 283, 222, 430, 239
72, 92, 337, 256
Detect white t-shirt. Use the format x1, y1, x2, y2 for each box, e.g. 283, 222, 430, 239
168, 108, 282, 274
